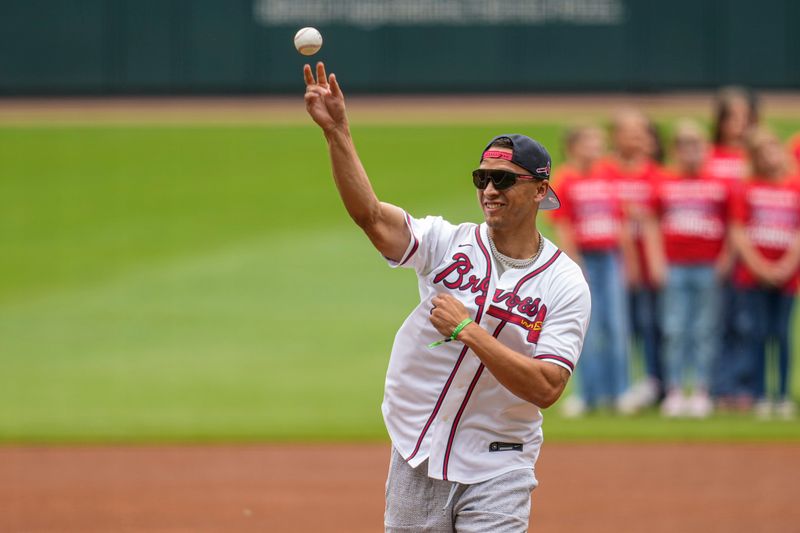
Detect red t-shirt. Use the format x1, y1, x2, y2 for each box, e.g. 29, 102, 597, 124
704, 145, 749, 181
603, 158, 662, 212
654, 172, 730, 264
598, 157, 664, 286
550, 164, 624, 252
731, 178, 800, 292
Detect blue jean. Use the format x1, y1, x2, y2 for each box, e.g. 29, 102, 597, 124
629, 287, 663, 387
577, 251, 630, 407
711, 282, 738, 397
660, 265, 721, 391
732, 288, 795, 400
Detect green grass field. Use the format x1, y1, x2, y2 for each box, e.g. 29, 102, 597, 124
2, 119, 800, 443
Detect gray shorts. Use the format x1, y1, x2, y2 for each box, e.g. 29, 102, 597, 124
384, 448, 536, 533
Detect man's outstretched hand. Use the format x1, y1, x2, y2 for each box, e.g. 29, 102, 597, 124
304, 62, 347, 134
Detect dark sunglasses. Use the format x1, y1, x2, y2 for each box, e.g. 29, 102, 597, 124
472, 169, 536, 190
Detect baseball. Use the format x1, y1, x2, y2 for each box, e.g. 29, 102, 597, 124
294, 27, 323, 56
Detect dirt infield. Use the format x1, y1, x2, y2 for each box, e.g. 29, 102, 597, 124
3, 443, 798, 532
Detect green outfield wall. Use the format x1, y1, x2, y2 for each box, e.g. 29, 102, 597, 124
1, 0, 798, 94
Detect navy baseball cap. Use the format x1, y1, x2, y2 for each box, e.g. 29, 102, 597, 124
480, 134, 560, 210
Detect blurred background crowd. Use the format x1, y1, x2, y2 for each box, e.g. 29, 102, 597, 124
550, 87, 800, 420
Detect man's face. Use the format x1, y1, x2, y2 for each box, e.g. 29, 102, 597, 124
476, 148, 548, 231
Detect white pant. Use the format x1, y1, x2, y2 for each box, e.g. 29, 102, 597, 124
384, 448, 536, 532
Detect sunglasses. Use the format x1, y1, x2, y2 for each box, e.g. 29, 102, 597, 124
472, 169, 536, 190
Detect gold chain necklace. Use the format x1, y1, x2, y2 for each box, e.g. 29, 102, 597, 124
488, 231, 544, 269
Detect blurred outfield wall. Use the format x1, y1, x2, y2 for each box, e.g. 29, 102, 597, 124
0, 0, 798, 95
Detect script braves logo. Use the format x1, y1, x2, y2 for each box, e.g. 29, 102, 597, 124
433, 252, 548, 343
492, 290, 543, 318
433, 253, 488, 294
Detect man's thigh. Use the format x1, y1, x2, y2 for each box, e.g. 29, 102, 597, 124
385, 449, 454, 532
453, 468, 536, 533
385, 448, 536, 533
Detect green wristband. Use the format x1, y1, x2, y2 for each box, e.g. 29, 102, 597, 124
450, 318, 474, 341
427, 318, 474, 348
427, 338, 448, 348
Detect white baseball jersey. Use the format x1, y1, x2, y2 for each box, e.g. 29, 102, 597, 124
383, 213, 591, 485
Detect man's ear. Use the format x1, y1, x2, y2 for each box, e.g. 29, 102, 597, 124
537, 181, 550, 200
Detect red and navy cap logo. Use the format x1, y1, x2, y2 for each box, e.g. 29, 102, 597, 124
536, 161, 551, 177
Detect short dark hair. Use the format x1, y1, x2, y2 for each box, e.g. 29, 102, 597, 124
489, 136, 514, 150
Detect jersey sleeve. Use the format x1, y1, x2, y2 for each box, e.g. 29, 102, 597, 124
386, 212, 459, 277
532, 265, 591, 374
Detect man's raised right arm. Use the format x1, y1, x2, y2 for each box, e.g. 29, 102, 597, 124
304, 62, 410, 263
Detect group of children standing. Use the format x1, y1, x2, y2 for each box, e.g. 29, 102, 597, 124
552, 88, 800, 419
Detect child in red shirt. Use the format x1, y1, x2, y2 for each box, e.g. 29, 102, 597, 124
598, 109, 665, 412
730, 128, 800, 419
704, 87, 758, 181
651, 120, 731, 418
552, 126, 632, 415
705, 87, 759, 408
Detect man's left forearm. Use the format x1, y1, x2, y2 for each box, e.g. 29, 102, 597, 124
457, 324, 569, 408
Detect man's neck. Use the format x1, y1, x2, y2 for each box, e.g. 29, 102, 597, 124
488, 225, 541, 259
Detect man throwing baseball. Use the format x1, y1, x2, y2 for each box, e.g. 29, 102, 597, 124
304, 62, 590, 532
